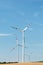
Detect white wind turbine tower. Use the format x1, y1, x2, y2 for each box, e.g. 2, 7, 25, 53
10, 35, 19, 62
25, 52, 32, 62
10, 34, 23, 62
16, 36, 19, 62
11, 24, 31, 62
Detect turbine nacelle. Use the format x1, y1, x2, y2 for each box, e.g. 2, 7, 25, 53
11, 24, 31, 32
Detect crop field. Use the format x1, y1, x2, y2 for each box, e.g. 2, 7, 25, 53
0, 62, 43, 65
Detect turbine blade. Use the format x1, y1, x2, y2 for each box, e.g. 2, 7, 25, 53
22, 24, 31, 31
10, 45, 17, 52
10, 26, 22, 32
23, 27, 28, 31
18, 44, 22, 47
10, 26, 18, 30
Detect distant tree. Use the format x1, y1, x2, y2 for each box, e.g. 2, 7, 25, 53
3, 62, 6, 64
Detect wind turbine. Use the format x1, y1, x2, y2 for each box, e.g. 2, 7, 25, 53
25, 52, 32, 62
10, 35, 23, 62
10, 24, 31, 62
10, 35, 19, 62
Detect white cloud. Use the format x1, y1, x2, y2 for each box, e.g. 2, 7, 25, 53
33, 23, 43, 26
32, 0, 43, 2
34, 13, 39, 17
40, 5, 43, 8
17, 11, 24, 16
0, 1, 15, 10
0, 34, 12, 37
0, 18, 6, 23
38, 24, 43, 26
20, 12, 24, 16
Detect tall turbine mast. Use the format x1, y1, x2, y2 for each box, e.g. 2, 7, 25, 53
16, 36, 19, 62
25, 52, 32, 62
10, 35, 19, 62
21, 25, 31, 62
10, 24, 31, 62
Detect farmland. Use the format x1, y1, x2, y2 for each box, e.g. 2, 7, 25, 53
0, 62, 43, 65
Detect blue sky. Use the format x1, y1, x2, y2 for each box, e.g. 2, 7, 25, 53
0, 0, 43, 62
